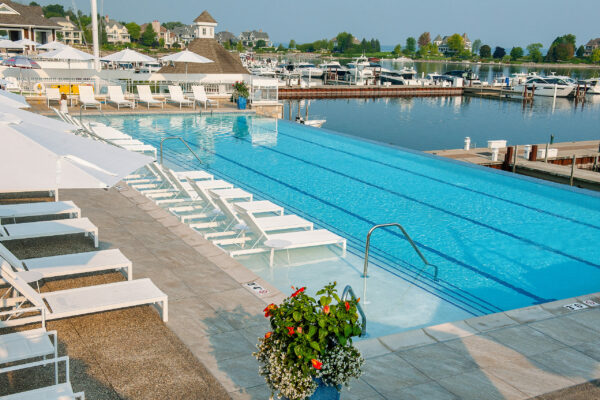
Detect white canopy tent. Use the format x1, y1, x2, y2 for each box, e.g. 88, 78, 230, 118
160, 50, 212, 80
0, 89, 31, 109
101, 49, 156, 63
38, 41, 67, 50
0, 39, 24, 49
0, 116, 153, 193
13, 39, 40, 48
41, 46, 94, 61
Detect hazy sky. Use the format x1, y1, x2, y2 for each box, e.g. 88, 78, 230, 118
32, 0, 598, 48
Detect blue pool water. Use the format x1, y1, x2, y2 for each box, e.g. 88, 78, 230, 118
100, 113, 600, 337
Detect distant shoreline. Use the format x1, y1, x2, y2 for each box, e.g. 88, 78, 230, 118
402, 59, 600, 70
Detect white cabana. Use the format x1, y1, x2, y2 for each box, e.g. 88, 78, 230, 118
160, 50, 212, 79
102, 48, 156, 63
41, 46, 94, 61
38, 41, 67, 50
0, 39, 23, 49
0, 119, 153, 192
13, 39, 40, 48
0, 89, 30, 109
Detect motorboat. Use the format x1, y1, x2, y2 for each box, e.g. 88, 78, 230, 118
379, 67, 419, 85
249, 66, 277, 78
392, 56, 412, 63
296, 63, 323, 78
583, 78, 600, 94
443, 70, 481, 85
319, 61, 349, 80
513, 76, 575, 97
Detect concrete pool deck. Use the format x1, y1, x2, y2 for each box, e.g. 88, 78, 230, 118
11, 184, 600, 399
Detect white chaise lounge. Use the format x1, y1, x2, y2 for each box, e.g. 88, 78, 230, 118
0, 201, 80, 223
78, 86, 101, 110
107, 86, 135, 109
136, 85, 164, 109
167, 86, 194, 109
0, 261, 168, 326
192, 85, 218, 110
0, 218, 98, 247
0, 243, 132, 281
45, 88, 61, 108
0, 308, 57, 366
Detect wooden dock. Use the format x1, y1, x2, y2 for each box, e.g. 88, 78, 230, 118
427, 140, 600, 191
279, 85, 462, 99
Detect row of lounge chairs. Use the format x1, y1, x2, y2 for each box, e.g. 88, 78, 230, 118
126, 163, 346, 266
46, 85, 218, 111
0, 199, 168, 398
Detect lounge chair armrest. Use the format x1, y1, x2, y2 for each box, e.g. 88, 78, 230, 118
0, 306, 45, 328
0, 355, 69, 375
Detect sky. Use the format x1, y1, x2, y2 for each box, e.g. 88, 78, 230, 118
31, 0, 598, 49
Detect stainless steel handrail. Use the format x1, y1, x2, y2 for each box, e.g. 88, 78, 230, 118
342, 285, 367, 336
363, 223, 438, 281
159, 136, 203, 165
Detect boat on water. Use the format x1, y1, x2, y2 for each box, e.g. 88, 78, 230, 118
583, 78, 600, 94
379, 67, 419, 85
391, 56, 412, 63
443, 70, 481, 85
513, 76, 575, 97
296, 63, 324, 78
345, 55, 376, 83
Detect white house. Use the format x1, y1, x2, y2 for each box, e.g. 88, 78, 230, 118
49, 16, 82, 45
434, 33, 472, 55
193, 10, 217, 39
104, 16, 130, 44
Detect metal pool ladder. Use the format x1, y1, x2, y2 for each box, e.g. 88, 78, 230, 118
159, 136, 204, 165
342, 285, 367, 336
363, 223, 438, 281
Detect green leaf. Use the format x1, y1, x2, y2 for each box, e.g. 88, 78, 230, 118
319, 296, 331, 306
293, 311, 301, 322
318, 318, 326, 328
344, 324, 352, 337
294, 345, 302, 357
308, 325, 317, 338
319, 329, 328, 340
310, 341, 321, 352
339, 336, 347, 346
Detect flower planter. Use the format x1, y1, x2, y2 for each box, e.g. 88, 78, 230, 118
282, 379, 340, 400
237, 96, 247, 110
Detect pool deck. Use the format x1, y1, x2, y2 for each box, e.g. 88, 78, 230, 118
47, 184, 600, 399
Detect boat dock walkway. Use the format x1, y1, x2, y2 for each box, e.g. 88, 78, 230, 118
427, 140, 600, 191
279, 85, 462, 99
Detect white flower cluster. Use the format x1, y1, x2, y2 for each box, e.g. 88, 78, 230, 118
315, 344, 364, 389
254, 338, 317, 400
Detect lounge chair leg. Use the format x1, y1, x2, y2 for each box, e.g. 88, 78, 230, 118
269, 249, 274, 268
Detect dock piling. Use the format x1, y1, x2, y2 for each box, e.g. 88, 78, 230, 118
570, 155, 576, 186
513, 145, 518, 173
544, 143, 549, 163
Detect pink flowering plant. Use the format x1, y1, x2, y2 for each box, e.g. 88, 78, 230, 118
254, 282, 364, 400
232, 80, 249, 98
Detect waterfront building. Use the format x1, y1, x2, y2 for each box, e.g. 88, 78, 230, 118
215, 31, 237, 46
104, 16, 130, 44
434, 33, 472, 55
193, 11, 217, 39
239, 29, 272, 47
584, 38, 600, 57
173, 25, 195, 46
0, 0, 59, 43
48, 16, 83, 45
141, 20, 177, 48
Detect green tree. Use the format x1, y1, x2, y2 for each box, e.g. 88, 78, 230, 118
545, 34, 576, 61
471, 39, 482, 53
100, 21, 108, 45
236, 41, 244, 52
125, 22, 141, 42
447, 33, 464, 53
222, 41, 231, 50
288, 39, 296, 49
29, 1, 40, 6
335, 32, 354, 53
493, 46, 506, 59
526, 43, 543, 62
255, 39, 266, 48
591, 49, 600, 63
510, 46, 524, 61
576, 45, 585, 58
405, 37, 416, 53
42, 4, 65, 18
141, 24, 156, 47
393, 44, 402, 55
479, 44, 491, 58
417, 32, 430, 48
159, 38, 165, 48
172, 42, 180, 49
162, 21, 184, 31
277, 43, 285, 52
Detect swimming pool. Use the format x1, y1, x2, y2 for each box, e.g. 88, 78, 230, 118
100, 113, 600, 338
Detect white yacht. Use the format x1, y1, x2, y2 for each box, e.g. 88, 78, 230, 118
379, 67, 419, 85
584, 78, 600, 95
296, 63, 324, 78
513, 76, 575, 97
392, 56, 413, 63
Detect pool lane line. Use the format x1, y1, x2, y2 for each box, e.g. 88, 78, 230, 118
159, 147, 491, 317
154, 141, 550, 305
216, 133, 600, 272
274, 126, 600, 232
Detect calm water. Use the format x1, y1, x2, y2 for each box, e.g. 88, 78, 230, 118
283, 96, 600, 151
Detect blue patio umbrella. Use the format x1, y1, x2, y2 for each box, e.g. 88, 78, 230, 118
2, 56, 41, 69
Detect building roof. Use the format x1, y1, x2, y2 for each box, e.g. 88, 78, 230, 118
158, 38, 248, 74
433, 34, 442, 42
194, 10, 216, 24
462, 33, 471, 42
0, 0, 60, 28
106, 19, 125, 30
216, 31, 236, 42
173, 26, 194, 36
586, 38, 600, 47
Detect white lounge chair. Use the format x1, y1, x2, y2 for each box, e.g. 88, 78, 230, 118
0, 218, 98, 247
167, 86, 194, 109
45, 88, 61, 108
0, 243, 132, 281
0, 356, 85, 400
78, 86, 101, 110
233, 209, 346, 266
192, 85, 218, 110
0, 261, 168, 326
107, 86, 135, 109
0, 201, 80, 224
0, 308, 56, 366
136, 85, 164, 109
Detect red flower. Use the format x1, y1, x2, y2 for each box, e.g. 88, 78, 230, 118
296, 326, 303, 334
287, 326, 295, 335
291, 287, 306, 297
263, 303, 277, 318
323, 304, 330, 314
264, 331, 272, 339
311, 359, 323, 370
345, 301, 350, 311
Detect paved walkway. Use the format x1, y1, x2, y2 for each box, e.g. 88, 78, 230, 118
62, 185, 600, 399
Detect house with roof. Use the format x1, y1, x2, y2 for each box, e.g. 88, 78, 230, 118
216, 31, 237, 46
239, 30, 271, 48
141, 20, 177, 48
104, 16, 130, 44
433, 33, 472, 55
173, 25, 195, 46
0, 0, 59, 43
48, 15, 83, 45
584, 38, 600, 57
156, 11, 248, 84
